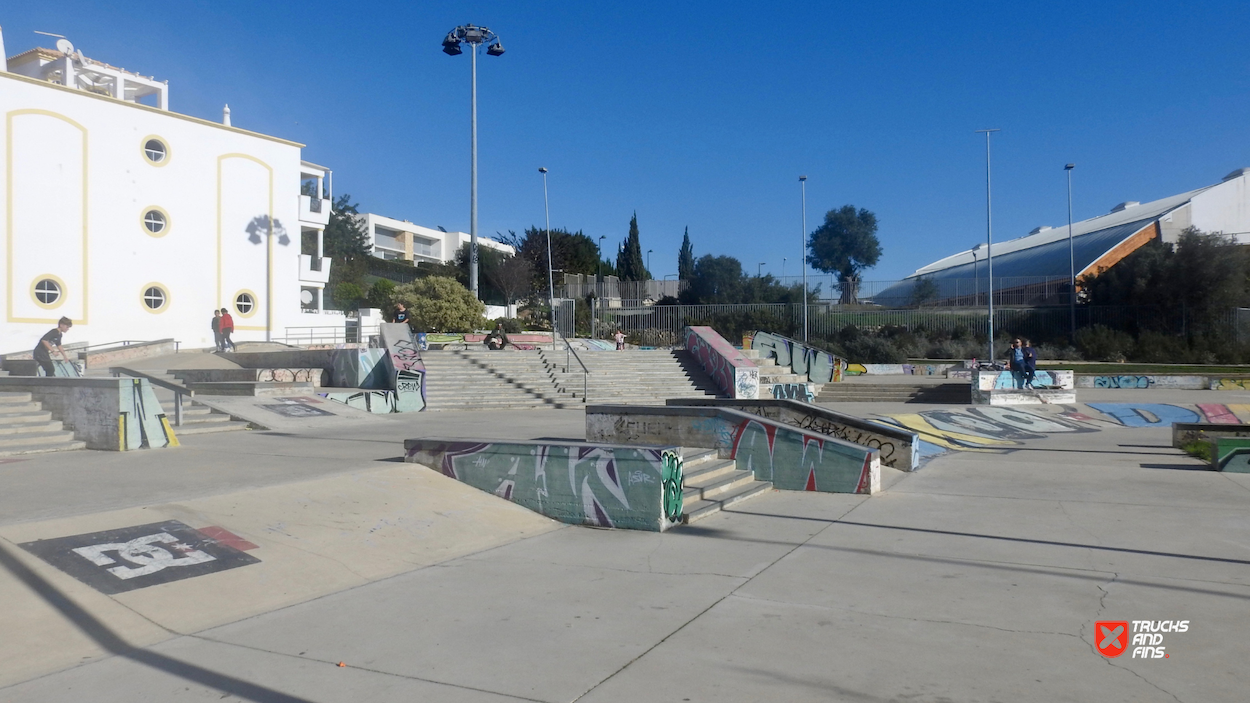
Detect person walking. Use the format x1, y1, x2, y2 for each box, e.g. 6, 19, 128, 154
219, 308, 236, 351
614, 329, 626, 351
1022, 339, 1038, 389
34, 317, 73, 376
211, 310, 223, 351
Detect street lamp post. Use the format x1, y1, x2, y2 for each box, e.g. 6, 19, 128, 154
647, 249, 653, 278
975, 129, 1000, 364
1065, 163, 1076, 342
539, 167, 556, 350
597, 235, 606, 340
799, 176, 809, 342
442, 24, 505, 300
782, 257, 786, 281
758, 262, 765, 277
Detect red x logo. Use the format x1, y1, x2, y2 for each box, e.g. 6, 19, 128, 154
1096, 621, 1129, 657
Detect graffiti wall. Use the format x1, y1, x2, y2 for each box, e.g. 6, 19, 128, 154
1075, 375, 1207, 390
971, 369, 1075, 405
844, 363, 956, 377
585, 405, 879, 494
751, 331, 845, 384
877, 402, 1250, 454
767, 383, 816, 403
404, 440, 684, 531
684, 326, 759, 399
331, 348, 390, 389
1211, 379, 1250, 391
378, 323, 426, 412
120, 378, 179, 450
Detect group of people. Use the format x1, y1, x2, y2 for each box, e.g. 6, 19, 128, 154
210, 309, 236, 352
1008, 337, 1038, 389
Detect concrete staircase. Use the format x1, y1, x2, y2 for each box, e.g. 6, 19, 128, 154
0, 391, 87, 456
679, 447, 772, 523
817, 381, 970, 404
543, 349, 721, 405
416, 348, 723, 411
420, 350, 568, 410
740, 348, 809, 387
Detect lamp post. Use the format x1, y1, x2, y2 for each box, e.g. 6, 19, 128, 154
442, 24, 505, 300
972, 243, 982, 306
1065, 163, 1076, 342
799, 176, 808, 342
975, 129, 1000, 364
758, 262, 765, 277
647, 249, 653, 277
596, 235, 606, 340
539, 167, 556, 349
782, 257, 787, 281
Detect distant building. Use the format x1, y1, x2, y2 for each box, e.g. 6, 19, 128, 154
0, 29, 334, 350
876, 168, 1250, 306
357, 213, 513, 265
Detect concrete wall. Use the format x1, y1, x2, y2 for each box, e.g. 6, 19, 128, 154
1171, 422, 1250, 449
972, 369, 1075, 405
586, 404, 879, 494
667, 398, 921, 472
684, 326, 758, 399
404, 439, 683, 531
173, 368, 326, 385
0, 377, 176, 450
0, 72, 311, 351
330, 348, 389, 388
844, 363, 958, 377
379, 323, 425, 412
1075, 374, 1209, 390
81, 339, 176, 369
751, 331, 845, 383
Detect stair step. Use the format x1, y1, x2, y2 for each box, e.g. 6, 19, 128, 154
0, 440, 88, 457
173, 421, 251, 435
0, 392, 34, 405
0, 429, 78, 448
0, 418, 61, 435
681, 481, 773, 524
683, 467, 755, 500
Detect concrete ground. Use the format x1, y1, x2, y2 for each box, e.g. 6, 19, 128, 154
2, 392, 1249, 702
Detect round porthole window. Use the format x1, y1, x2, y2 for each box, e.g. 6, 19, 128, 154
141, 136, 170, 166
32, 277, 63, 308
234, 291, 255, 316
141, 284, 169, 312
142, 208, 168, 236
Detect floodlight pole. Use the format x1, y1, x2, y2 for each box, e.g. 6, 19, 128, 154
1066, 163, 1076, 342
443, 24, 505, 300
800, 175, 808, 342
976, 129, 1000, 364
540, 167, 556, 350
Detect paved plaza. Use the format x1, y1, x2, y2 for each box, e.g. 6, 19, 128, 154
2, 390, 1249, 702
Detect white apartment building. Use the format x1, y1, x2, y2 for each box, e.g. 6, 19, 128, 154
359, 212, 514, 265
0, 29, 333, 352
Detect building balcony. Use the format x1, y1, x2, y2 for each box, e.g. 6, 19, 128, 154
299, 254, 332, 284
299, 195, 331, 226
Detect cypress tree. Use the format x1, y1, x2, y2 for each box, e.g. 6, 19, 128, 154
678, 227, 695, 281
616, 212, 647, 281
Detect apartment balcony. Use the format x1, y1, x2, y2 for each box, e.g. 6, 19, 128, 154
299, 195, 331, 226
299, 254, 332, 284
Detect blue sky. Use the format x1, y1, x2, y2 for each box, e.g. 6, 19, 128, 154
6, 1, 1250, 284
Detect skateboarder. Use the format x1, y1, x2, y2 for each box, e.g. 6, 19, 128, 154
34, 317, 72, 376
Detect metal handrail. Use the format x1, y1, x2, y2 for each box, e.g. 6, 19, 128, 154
110, 366, 194, 426
560, 335, 591, 403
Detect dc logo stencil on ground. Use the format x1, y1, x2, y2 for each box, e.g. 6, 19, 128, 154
20, 520, 260, 595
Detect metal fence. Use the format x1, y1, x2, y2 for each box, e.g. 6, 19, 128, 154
601, 303, 1237, 347
558, 274, 685, 304
768, 275, 1073, 307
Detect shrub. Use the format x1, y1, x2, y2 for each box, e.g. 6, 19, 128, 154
392, 276, 485, 333
331, 282, 364, 310
1076, 325, 1133, 362
367, 279, 397, 311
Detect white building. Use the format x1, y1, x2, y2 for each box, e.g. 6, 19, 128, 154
359, 212, 513, 265
0, 30, 333, 352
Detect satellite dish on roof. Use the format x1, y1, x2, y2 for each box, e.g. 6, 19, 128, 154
55, 38, 75, 54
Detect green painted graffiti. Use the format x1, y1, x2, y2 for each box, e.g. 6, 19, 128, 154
660, 449, 684, 523
405, 440, 681, 531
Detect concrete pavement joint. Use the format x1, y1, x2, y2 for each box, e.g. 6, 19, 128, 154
568, 499, 872, 703
182, 634, 549, 703
728, 591, 1084, 639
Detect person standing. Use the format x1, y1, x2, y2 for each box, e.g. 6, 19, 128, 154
219, 308, 236, 351
614, 329, 626, 351
1009, 338, 1025, 389
211, 310, 223, 351
394, 303, 409, 324
1022, 339, 1038, 389
34, 317, 73, 376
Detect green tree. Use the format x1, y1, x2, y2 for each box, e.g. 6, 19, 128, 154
324, 194, 374, 308
500, 228, 604, 292
391, 276, 486, 332
616, 213, 648, 281
678, 227, 695, 281
332, 282, 365, 310
910, 277, 939, 307
807, 205, 882, 305
680, 255, 745, 303
366, 279, 396, 311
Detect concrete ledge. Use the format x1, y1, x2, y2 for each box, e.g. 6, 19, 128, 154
404, 438, 683, 531
586, 404, 879, 494
81, 339, 176, 369
0, 377, 177, 450
174, 368, 327, 385
973, 369, 1075, 405
1171, 422, 1250, 449
684, 326, 758, 399
666, 397, 920, 471
1213, 437, 1250, 472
